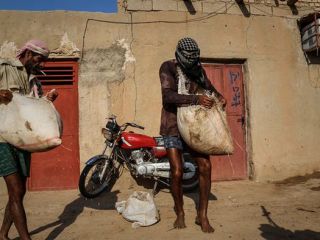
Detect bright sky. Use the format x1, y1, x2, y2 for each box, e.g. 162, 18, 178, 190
0, 0, 117, 13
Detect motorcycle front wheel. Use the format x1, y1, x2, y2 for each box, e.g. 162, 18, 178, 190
79, 157, 118, 198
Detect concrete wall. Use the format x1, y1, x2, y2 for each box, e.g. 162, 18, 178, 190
0, 0, 320, 191
122, 0, 320, 15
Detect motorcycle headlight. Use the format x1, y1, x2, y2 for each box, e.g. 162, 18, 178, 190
101, 128, 113, 141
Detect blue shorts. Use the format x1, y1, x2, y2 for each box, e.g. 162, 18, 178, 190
162, 136, 183, 150
162, 136, 208, 159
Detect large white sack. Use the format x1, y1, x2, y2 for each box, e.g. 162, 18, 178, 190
115, 191, 160, 228
177, 104, 234, 155
0, 93, 62, 152
177, 67, 234, 155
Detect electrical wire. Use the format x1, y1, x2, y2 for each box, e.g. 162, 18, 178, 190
80, 0, 314, 118
80, 0, 236, 119
81, 0, 316, 59
81, 0, 236, 59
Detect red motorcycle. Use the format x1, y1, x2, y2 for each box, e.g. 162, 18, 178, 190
79, 115, 199, 198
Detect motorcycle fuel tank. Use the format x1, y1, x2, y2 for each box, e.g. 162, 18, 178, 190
120, 132, 157, 149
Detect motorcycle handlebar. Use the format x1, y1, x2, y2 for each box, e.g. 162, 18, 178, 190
125, 123, 145, 130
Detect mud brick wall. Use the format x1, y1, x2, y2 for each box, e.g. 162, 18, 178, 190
119, 0, 320, 17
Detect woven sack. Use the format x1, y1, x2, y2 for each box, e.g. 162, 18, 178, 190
115, 191, 160, 228
0, 93, 62, 152
176, 67, 234, 155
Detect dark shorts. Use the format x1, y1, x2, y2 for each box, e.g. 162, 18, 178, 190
162, 136, 183, 150
162, 136, 209, 159
0, 143, 31, 177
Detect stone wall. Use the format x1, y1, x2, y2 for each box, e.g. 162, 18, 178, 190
119, 0, 319, 17
0, 0, 320, 189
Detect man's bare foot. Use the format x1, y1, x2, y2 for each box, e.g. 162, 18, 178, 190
173, 213, 186, 229
195, 216, 215, 233
173, 206, 186, 229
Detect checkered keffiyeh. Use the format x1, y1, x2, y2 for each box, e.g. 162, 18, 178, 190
176, 37, 200, 62
177, 37, 199, 52
175, 37, 205, 86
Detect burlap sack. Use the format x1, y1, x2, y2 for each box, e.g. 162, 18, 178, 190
0, 93, 62, 152
177, 67, 234, 155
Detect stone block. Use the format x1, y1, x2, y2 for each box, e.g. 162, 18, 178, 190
153, 0, 178, 11
200, 0, 222, 3
278, 0, 287, 5
202, 1, 227, 13
250, 3, 273, 15
298, 8, 316, 17
177, 0, 203, 12
272, 6, 294, 17
226, 2, 250, 15
126, 0, 153, 11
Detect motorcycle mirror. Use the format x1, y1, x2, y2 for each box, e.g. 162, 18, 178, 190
107, 114, 117, 120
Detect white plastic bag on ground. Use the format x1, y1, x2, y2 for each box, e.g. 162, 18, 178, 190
0, 93, 62, 152
176, 66, 234, 155
115, 191, 160, 228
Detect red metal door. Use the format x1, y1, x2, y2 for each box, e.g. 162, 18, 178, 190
28, 61, 80, 190
203, 64, 247, 181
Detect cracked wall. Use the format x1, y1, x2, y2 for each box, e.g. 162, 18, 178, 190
81, 45, 126, 85
79, 40, 135, 162
0, 8, 320, 188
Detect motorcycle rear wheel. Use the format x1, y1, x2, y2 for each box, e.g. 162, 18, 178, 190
157, 154, 199, 192
79, 158, 118, 198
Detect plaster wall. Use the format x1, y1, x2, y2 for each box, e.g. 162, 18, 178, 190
126, 13, 320, 182
0, 7, 319, 189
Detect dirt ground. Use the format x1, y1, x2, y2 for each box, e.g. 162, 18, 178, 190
1, 171, 320, 240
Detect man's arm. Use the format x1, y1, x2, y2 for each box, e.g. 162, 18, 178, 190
45, 89, 58, 102
0, 65, 13, 104
160, 62, 198, 107
30, 76, 58, 102
161, 87, 198, 106
0, 89, 13, 105
160, 62, 216, 108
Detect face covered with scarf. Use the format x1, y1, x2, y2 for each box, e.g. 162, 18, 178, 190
175, 37, 205, 87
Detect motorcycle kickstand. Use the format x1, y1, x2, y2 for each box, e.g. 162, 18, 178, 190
152, 180, 159, 197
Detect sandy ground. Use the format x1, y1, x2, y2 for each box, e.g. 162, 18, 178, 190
0, 171, 320, 240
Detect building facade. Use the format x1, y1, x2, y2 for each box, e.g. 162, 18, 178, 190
1, 0, 320, 192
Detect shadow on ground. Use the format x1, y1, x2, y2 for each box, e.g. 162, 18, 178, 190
133, 174, 217, 213
259, 206, 320, 240
185, 190, 217, 211
274, 172, 320, 187
23, 190, 120, 240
